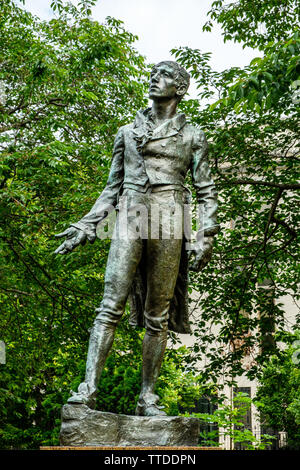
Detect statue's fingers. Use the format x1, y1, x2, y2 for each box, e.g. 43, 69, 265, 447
54, 243, 64, 254
77, 231, 86, 245
54, 245, 68, 255
187, 249, 195, 260
190, 252, 207, 272
189, 255, 198, 271
57, 248, 69, 255
55, 229, 70, 238
194, 253, 203, 267
65, 239, 75, 250
70, 235, 82, 249
189, 262, 197, 272
79, 236, 87, 246
54, 239, 74, 254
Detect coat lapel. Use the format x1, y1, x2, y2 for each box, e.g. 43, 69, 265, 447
131, 108, 187, 149
150, 113, 186, 141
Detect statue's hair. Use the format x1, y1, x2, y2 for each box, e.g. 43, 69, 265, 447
154, 61, 190, 100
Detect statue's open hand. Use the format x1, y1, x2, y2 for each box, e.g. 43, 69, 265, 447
54, 227, 87, 255
188, 236, 214, 272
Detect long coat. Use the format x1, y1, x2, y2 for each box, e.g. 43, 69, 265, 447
71, 108, 219, 334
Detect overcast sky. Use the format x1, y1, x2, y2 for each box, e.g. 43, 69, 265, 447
23, 0, 261, 98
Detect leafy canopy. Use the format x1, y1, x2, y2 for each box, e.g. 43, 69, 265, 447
0, 0, 148, 449
172, 1, 299, 384
203, 0, 300, 49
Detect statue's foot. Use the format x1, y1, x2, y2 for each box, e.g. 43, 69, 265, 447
135, 392, 167, 417
67, 382, 96, 409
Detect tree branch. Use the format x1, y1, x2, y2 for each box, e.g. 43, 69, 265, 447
272, 216, 297, 237
217, 179, 300, 190
0, 287, 34, 297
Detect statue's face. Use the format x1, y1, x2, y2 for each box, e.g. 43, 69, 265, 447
149, 63, 178, 100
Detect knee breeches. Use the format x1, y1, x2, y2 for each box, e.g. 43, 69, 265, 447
94, 188, 184, 334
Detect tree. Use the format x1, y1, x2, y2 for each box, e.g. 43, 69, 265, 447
254, 331, 300, 449
192, 392, 274, 450
171, 1, 299, 384
0, 0, 149, 448
203, 0, 300, 49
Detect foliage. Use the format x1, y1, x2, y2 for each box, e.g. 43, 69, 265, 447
171, 1, 299, 386
203, 0, 300, 50
188, 392, 274, 450
218, 31, 300, 114
254, 330, 300, 449
0, 0, 148, 449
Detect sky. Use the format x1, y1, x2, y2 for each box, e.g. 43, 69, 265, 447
23, 0, 261, 98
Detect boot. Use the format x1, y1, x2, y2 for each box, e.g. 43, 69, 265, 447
135, 391, 167, 416
135, 331, 168, 416
67, 381, 97, 408
67, 321, 115, 409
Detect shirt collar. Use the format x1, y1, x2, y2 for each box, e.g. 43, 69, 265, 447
133, 107, 186, 137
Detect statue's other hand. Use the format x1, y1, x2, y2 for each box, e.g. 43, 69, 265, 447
54, 227, 87, 255
188, 236, 214, 272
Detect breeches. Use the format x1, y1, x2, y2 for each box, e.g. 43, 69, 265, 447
95, 188, 184, 334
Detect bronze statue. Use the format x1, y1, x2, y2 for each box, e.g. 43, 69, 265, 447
55, 61, 219, 416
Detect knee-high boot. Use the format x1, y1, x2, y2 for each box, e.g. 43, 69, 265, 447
67, 320, 115, 408
135, 331, 168, 416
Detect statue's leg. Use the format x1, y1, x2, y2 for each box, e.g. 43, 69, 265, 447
135, 330, 168, 416
136, 237, 182, 416
68, 231, 143, 408
67, 321, 115, 408
135, 189, 184, 416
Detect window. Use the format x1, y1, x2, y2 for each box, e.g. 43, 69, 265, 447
234, 387, 252, 450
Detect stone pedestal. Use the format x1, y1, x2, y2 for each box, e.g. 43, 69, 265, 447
60, 404, 200, 447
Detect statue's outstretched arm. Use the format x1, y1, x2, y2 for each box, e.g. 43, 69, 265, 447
54, 128, 125, 255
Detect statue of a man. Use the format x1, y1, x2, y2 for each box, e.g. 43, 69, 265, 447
55, 61, 219, 416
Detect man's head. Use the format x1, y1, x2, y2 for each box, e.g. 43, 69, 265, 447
149, 61, 190, 102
